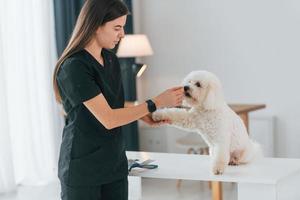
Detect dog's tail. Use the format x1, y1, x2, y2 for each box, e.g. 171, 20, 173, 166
241, 140, 263, 163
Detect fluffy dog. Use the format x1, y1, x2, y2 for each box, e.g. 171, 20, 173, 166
152, 71, 262, 175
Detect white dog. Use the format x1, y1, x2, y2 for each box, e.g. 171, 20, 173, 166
152, 71, 262, 175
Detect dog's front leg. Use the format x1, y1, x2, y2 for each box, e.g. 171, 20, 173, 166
211, 143, 230, 175
152, 108, 192, 129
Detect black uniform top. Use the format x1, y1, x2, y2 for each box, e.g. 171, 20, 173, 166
56, 49, 128, 187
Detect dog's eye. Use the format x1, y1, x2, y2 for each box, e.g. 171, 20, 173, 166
195, 82, 201, 87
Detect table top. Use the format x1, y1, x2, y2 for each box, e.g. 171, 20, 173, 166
127, 151, 300, 184
228, 104, 266, 114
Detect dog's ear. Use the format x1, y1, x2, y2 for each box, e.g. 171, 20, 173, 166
202, 80, 224, 110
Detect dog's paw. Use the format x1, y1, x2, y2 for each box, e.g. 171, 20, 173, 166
228, 161, 239, 166
228, 157, 240, 166
228, 150, 244, 166
152, 111, 164, 121
212, 163, 226, 175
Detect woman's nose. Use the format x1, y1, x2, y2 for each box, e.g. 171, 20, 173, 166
120, 28, 125, 38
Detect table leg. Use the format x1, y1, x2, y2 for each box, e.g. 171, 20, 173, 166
128, 176, 142, 200
211, 181, 222, 200
239, 113, 249, 132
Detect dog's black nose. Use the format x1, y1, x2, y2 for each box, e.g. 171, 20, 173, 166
184, 86, 189, 91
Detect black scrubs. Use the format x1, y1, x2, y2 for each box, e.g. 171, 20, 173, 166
56, 49, 128, 200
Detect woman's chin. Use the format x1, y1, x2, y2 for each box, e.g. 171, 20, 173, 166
103, 43, 116, 49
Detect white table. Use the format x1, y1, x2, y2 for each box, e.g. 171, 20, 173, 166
127, 151, 300, 200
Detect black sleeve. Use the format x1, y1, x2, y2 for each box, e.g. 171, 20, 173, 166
56, 58, 101, 107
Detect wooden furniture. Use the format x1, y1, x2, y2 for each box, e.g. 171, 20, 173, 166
127, 151, 300, 200
229, 104, 266, 132
210, 103, 266, 200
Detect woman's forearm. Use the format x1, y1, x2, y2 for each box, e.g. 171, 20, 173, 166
106, 102, 149, 129
84, 94, 151, 130
84, 88, 182, 130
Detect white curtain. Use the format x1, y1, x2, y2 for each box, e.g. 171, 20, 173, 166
0, 0, 64, 192
0, 31, 16, 193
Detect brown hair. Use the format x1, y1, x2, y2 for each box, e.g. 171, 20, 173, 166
53, 0, 129, 103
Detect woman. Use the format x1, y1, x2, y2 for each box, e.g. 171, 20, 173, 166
53, 0, 184, 199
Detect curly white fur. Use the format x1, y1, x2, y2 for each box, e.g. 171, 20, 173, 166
152, 71, 263, 175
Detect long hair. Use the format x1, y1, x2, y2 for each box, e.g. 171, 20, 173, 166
53, 0, 129, 103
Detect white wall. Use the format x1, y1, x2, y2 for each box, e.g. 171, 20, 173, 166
133, 0, 300, 158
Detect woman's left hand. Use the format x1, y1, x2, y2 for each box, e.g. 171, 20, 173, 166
140, 114, 171, 127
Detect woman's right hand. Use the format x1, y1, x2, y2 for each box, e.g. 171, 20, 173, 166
153, 86, 184, 108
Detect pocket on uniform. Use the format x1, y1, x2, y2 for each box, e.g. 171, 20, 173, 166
68, 145, 111, 183
70, 126, 106, 160
70, 145, 103, 162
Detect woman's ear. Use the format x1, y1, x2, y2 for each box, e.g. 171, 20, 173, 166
202, 81, 224, 110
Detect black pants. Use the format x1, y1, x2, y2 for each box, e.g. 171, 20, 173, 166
60, 177, 128, 200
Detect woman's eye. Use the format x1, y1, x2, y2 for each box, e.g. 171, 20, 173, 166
195, 82, 201, 87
